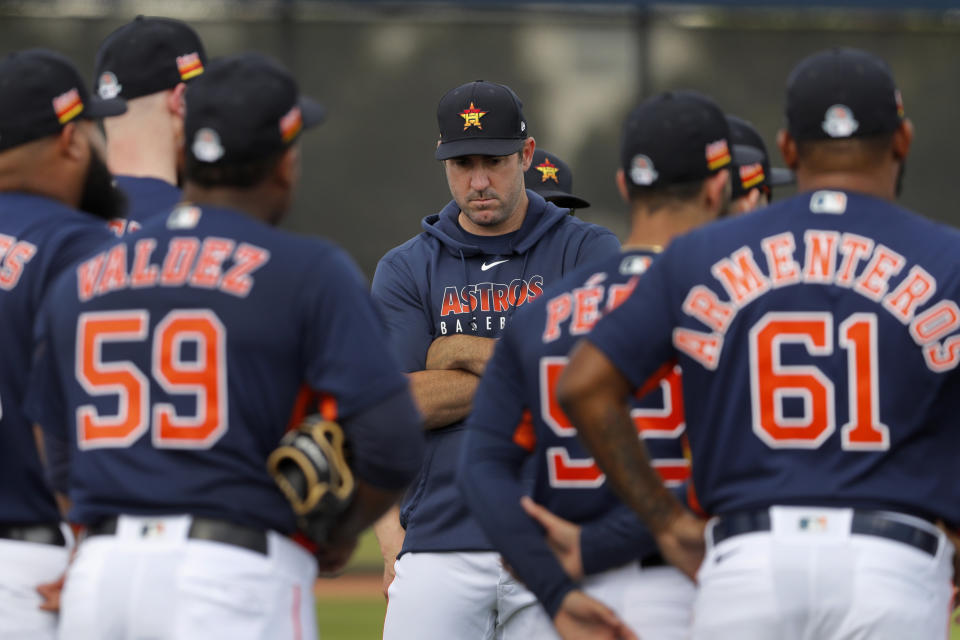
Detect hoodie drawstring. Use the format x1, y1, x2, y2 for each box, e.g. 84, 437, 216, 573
458, 249, 478, 334
505, 251, 531, 321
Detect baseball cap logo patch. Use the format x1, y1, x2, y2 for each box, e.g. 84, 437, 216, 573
705, 139, 731, 170
629, 154, 659, 186
52, 88, 84, 125
167, 204, 202, 230
895, 90, 905, 118
192, 127, 224, 162
536, 157, 559, 183
98, 72, 122, 100
739, 163, 765, 190
822, 104, 859, 138
279, 105, 303, 143
176, 52, 204, 81
460, 102, 487, 131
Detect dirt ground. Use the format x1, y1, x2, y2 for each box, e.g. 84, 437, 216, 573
314, 572, 382, 598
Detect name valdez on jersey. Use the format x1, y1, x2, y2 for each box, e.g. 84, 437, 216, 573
677, 191, 960, 375
0, 234, 37, 290
75, 235, 269, 301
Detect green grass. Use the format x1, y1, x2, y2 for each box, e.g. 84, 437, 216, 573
316, 597, 384, 640
314, 530, 384, 639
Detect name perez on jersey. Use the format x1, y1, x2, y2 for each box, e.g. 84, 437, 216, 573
437, 274, 544, 335
75, 236, 271, 303
678, 228, 960, 373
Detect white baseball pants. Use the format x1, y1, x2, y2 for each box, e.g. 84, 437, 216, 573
498, 562, 695, 640
383, 551, 537, 640
693, 506, 954, 640
58, 514, 317, 640
382, 551, 695, 639
0, 528, 71, 640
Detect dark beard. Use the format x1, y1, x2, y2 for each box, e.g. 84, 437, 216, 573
79, 146, 127, 220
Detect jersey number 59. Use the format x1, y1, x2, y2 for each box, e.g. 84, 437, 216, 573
541, 357, 689, 488
75, 309, 227, 450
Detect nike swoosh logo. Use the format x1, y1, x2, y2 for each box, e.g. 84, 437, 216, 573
714, 547, 741, 564
481, 259, 510, 271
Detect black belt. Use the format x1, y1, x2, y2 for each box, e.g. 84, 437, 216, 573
711, 509, 940, 557
640, 552, 666, 568
86, 516, 268, 555
0, 523, 66, 546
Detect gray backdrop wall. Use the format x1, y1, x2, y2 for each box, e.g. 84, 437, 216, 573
1, 2, 957, 278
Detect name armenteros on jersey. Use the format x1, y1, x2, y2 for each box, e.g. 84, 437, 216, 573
438, 275, 544, 335
75, 236, 270, 302
678, 227, 960, 373
0, 234, 37, 291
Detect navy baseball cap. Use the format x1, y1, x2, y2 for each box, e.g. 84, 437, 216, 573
727, 114, 794, 199
185, 53, 325, 166
524, 149, 590, 209
621, 90, 731, 188
786, 47, 904, 141
94, 16, 207, 101
435, 81, 527, 160
0, 48, 126, 153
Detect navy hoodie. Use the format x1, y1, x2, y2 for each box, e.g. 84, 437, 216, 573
371, 190, 620, 553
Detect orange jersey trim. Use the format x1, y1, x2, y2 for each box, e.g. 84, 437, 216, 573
512, 410, 536, 452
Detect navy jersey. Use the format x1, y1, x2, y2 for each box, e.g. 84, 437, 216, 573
460, 249, 688, 616
0, 193, 115, 524
589, 190, 960, 524
113, 175, 182, 232
372, 191, 620, 553
26, 203, 412, 533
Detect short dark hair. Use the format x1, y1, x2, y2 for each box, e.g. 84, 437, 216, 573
184, 151, 284, 188
627, 176, 707, 213
796, 132, 894, 169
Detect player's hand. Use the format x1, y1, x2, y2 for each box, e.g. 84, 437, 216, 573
314, 536, 358, 577
936, 520, 960, 590
374, 507, 405, 600
654, 510, 706, 581
36, 573, 65, 612
425, 335, 496, 376
381, 557, 397, 601
553, 590, 638, 640
521, 496, 584, 580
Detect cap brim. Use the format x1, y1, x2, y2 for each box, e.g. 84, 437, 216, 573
85, 96, 127, 119
436, 138, 524, 161
534, 190, 591, 209
300, 97, 326, 129
770, 167, 795, 186
732, 144, 765, 167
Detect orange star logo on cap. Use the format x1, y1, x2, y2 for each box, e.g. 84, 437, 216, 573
460, 102, 486, 130
536, 158, 559, 183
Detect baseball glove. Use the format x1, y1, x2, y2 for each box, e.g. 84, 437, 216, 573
267, 416, 355, 546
